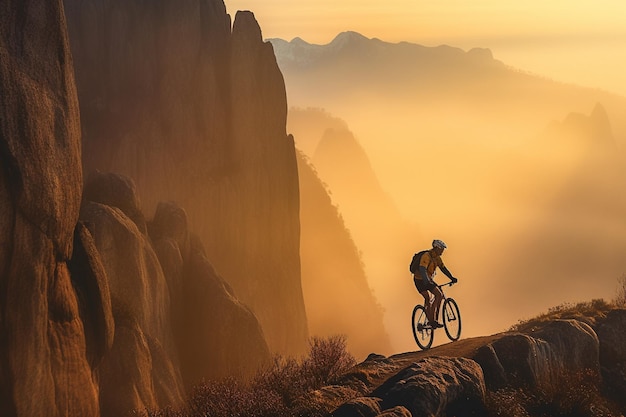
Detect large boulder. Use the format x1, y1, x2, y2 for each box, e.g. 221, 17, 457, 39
473, 319, 600, 391
370, 357, 486, 417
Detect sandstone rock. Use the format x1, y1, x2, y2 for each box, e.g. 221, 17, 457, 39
532, 319, 600, 375
371, 357, 486, 417
68, 222, 115, 366
473, 333, 555, 390
475, 320, 600, 392
176, 235, 271, 386
335, 353, 402, 393
0, 1, 100, 415
83, 171, 147, 233
333, 396, 382, 417
148, 200, 271, 386
80, 200, 185, 414
65, 0, 308, 356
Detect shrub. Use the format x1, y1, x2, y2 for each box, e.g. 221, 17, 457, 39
141, 334, 356, 417
188, 377, 286, 417
510, 299, 612, 333
302, 335, 357, 389
484, 368, 620, 417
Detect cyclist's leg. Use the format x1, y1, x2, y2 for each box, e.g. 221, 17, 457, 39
431, 286, 444, 324
419, 289, 434, 323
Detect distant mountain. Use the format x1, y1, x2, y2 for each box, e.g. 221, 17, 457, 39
273, 31, 626, 339
271, 30, 498, 71
297, 151, 392, 358
289, 109, 422, 350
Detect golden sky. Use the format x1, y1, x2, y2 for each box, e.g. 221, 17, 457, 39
224, 0, 626, 95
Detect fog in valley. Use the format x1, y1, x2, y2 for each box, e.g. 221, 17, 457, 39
276, 34, 626, 353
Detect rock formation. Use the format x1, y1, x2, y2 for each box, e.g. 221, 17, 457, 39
0, 1, 101, 415
302, 307, 626, 416
64, 0, 308, 355
80, 173, 271, 409
1, 1, 280, 415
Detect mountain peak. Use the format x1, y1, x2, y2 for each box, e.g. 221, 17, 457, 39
290, 36, 310, 46
329, 31, 369, 47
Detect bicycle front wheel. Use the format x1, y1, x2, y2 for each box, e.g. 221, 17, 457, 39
442, 298, 461, 341
412, 305, 434, 350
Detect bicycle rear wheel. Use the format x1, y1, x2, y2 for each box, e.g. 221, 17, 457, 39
412, 305, 434, 350
442, 298, 461, 341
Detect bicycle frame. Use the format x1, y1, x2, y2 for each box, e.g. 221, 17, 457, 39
412, 280, 461, 349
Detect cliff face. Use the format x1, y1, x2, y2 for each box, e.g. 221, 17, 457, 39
1, 1, 285, 415
0, 1, 100, 415
63, 0, 307, 355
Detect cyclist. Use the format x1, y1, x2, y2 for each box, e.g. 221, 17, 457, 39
413, 239, 458, 328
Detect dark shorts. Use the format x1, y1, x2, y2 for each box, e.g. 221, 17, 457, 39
414, 276, 436, 293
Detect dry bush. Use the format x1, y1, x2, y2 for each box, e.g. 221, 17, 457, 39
485, 368, 620, 417
142, 335, 356, 417
188, 377, 286, 417
510, 298, 613, 333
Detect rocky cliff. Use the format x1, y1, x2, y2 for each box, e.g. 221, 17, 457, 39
0, 1, 99, 415
1, 1, 285, 415
63, 0, 308, 355
304, 305, 626, 417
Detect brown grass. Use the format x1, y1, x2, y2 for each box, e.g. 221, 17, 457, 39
509, 298, 613, 333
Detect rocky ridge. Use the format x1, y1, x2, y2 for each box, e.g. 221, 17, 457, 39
302, 308, 626, 416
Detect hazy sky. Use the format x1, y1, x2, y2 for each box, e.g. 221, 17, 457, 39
224, 0, 626, 96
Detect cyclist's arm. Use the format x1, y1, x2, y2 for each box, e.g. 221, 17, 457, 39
440, 266, 458, 282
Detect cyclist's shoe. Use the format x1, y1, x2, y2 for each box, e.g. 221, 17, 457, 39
429, 321, 443, 328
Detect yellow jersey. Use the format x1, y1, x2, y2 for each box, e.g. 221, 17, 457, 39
418, 250, 445, 280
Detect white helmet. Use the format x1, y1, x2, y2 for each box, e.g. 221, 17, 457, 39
432, 239, 447, 249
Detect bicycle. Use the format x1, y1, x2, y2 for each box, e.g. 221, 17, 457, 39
411, 281, 461, 350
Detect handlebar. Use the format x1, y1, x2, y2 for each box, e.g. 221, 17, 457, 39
437, 280, 457, 289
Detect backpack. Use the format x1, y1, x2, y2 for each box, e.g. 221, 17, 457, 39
409, 250, 427, 273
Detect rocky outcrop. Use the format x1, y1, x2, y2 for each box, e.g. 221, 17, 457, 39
148, 200, 271, 387
79, 173, 271, 412
297, 152, 391, 358
64, 0, 308, 355
2, 0, 296, 415
0, 1, 102, 415
79, 173, 185, 415
318, 309, 626, 417
474, 319, 599, 391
